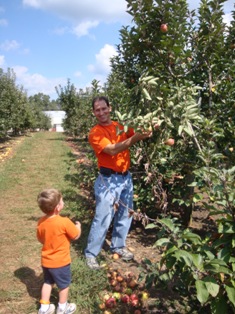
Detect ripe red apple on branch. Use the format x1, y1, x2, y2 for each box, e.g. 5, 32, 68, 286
164, 138, 175, 146
160, 23, 168, 33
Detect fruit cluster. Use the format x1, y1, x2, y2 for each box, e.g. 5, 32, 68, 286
98, 268, 149, 313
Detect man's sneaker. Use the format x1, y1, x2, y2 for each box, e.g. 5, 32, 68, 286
115, 248, 134, 261
86, 257, 100, 270
38, 304, 55, 314
56, 302, 76, 314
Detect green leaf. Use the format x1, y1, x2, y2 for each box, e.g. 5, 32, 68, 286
211, 296, 228, 314
204, 277, 220, 297
225, 286, 235, 307
182, 231, 202, 244
158, 218, 177, 232
195, 280, 209, 304
155, 238, 170, 246
191, 253, 204, 270
145, 223, 157, 229
174, 250, 193, 267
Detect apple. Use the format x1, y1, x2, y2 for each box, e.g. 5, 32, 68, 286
134, 310, 142, 314
154, 124, 160, 130
131, 298, 139, 307
116, 275, 124, 282
125, 287, 133, 295
128, 279, 138, 288
112, 253, 120, 260
164, 138, 175, 146
121, 294, 130, 303
160, 23, 168, 33
98, 303, 106, 310
110, 279, 118, 287
113, 292, 121, 300
105, 297, 116, 308
130, 294, 138, 301
141, 292, 149, 300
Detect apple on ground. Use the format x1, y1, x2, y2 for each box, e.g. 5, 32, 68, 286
105, 297, 116, 308
121, 294, 130, 303
112, 253, 120, 260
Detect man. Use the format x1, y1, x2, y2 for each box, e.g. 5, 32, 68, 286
84, 96, 151, 270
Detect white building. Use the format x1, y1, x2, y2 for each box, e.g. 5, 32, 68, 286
44, 111, 66, 132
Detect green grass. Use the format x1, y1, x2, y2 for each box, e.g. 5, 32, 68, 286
0, 131, 109, 314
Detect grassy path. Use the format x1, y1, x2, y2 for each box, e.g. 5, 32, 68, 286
0, 132, 81, 314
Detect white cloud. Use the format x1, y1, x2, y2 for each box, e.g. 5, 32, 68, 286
0, 40, 20, 51
23, 0, 130, 38
13, 65, 66, 99
74, 71, 82, 78
23, 0, 128, 22
88, 44, 117, 83
0, 55, 5, 66
72, 20, 99, 38
0, 18, 7, 26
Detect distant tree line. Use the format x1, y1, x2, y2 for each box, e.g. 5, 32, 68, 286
0, 68, 60, 138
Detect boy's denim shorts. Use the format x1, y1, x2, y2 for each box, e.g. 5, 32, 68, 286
42, 264, 71, 289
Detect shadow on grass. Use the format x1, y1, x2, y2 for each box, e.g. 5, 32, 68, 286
14, 267, 60, 308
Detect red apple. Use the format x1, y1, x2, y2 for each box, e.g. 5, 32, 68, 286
121, 294, 130, 303
128, 279, 138, 288
131, 298, 139, 307
160, 23, 168, 33
164, 138, 175, 146
130, 293, 138, 301
105, 297, 116, 308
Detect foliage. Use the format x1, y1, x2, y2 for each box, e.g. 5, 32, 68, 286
143, 209, 235, 313
0, 68, 55, 137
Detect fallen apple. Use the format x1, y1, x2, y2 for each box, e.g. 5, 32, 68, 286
130, 293, 138, 301
105, 297, 116, 308
121, 294, 130, 303
98, 303, 106, 310
131, 298, 139, 307
113, 292, 121, 300
128, 279, 138, 288
112, 253, 120, 260
141, 292, 149, 300
116, 275, 124, 282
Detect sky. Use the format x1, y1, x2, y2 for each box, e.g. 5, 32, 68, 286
0, 0, 234, 100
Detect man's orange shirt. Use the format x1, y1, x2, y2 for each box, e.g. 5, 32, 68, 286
89, 121, 135, 172
37, 215, 79, 268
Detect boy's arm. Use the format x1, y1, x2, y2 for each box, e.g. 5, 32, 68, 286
73, 221, 81, 240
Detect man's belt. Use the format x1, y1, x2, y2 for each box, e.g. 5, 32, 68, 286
100, 166, 129, 176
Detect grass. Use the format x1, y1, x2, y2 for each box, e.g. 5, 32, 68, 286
0, 131, 108, 314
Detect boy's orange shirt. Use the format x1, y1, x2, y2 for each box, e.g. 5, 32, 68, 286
37, 215, 79, 268
88, 121, 135, 172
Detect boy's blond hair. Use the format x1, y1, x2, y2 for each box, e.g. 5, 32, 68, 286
37, 188, 62, 214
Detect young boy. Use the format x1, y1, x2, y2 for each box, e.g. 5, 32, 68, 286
37, 188, 81, 314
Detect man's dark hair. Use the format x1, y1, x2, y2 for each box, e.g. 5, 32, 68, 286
92, 96, 110, 109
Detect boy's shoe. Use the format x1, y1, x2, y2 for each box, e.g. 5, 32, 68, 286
56, 302, 76, 314
115, 248, 134, 261
38, 304, 55, 314
86, 257, 100, 270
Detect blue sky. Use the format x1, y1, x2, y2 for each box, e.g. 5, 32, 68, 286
0, 0, 233, 100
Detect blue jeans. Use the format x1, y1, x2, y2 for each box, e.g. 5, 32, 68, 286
84, 172, 133, 258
